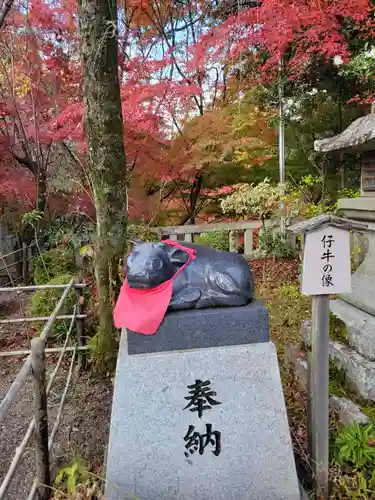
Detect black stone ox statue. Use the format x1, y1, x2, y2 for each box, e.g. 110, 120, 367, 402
126, 240, 254, 311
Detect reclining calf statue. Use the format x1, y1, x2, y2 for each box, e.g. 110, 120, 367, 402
114, 239, 254, 335
127, 239, 254, 309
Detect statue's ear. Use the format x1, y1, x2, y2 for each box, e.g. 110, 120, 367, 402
154, 241, 167, 250
168, 246, 189, 266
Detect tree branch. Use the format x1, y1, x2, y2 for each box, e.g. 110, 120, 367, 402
12, 152, 38, 176
0, 0, 14, 29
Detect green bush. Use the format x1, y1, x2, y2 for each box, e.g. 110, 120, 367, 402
128, 223, 160, 242
280, 284, 300, 299
32, 247, 76, 284
195, 231, 229, 251
126, 223, 160, 253
29, 273, 76, 340
253, 228, 293, 259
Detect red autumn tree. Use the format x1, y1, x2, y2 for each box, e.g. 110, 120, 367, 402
118, 0, 241, 224
196, 0, 372, 80
0, 0, 84, 234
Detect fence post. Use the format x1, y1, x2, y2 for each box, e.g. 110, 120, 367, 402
244, 229, 253, 259
75, 286, 86, 370
229, 230, 237, 253
15, 239, 23, 281
31, 338, 51, 500
22, 243, 29, 285
310, 295, 330, 498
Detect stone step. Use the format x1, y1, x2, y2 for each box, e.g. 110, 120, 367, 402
284, 345, 371, 426
329, 396, 371, 426
330, 299, 375, 361
301, 321, 375, 401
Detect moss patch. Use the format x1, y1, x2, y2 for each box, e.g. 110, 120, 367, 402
362, 407, 375, 421
329, 362, 351, 398
28, 273, 76, 341
258, 286, 311, 350
329, 313, 349, 346
32, 247, 76, 284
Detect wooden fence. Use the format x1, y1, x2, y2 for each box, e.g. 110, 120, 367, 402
0, 243, 35, 287
0, 279, 89, 500
154, 219, 299, 258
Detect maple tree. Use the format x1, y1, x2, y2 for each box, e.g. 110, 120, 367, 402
155, 95, 277, 224
197, 0, 372, 80
118, 0, 238, 224
0, 0, 373, 225
0, 0, 82, 235
124, 0, 373, 223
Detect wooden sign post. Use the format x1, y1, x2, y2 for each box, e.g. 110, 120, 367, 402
288, 215, 367, 499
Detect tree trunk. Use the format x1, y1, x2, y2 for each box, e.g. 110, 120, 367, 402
179, 173, 203, 225
37, 168, 47, 214
12, 154, 47, 216
78, 0, 127, 368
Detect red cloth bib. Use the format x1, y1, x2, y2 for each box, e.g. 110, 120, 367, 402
113, 240, 196, 335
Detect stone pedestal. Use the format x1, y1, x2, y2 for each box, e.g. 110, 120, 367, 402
127, 300, 269, 355
105, 304, 300, 500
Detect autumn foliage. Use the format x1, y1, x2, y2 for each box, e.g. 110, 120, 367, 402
0, 0, 373, 226
197, 0, 372, 78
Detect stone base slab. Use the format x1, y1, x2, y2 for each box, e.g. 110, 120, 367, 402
285, 343, 371, 426
330, 299, 375, 361
301, 320, 375, 400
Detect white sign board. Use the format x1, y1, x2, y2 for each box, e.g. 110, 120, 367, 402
301, 226, 351, 296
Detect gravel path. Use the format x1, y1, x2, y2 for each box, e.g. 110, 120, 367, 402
0, 292, 113, 500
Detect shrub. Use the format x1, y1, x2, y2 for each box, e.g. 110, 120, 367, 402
126, 223, 160, 253
280, 284, 300, 299
29, 273, 76, 340
55, 456, 90, 496
220, 178, 281, 219
195, 231, 229, 251
42, 215, 95, 251
252, 228, 293, 259
32, 247, 76, 284
128, 223, 160, 243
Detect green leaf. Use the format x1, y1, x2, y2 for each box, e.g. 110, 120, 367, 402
79, 244, 94, 257
55, 470, 65, 485
67, 473, 76, 494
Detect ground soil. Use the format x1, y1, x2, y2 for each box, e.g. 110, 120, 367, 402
0, 291, 112, 500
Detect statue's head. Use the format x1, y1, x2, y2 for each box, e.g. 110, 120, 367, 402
126, 241, 186, 289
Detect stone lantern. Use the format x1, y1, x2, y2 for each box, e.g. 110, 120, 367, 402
315, 104, 375, 210
312, 106, 375, 397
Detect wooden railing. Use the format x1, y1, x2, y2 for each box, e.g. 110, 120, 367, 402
0, 280, 89, 500
0, 242, 35, 286
153, 219, 273, 258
